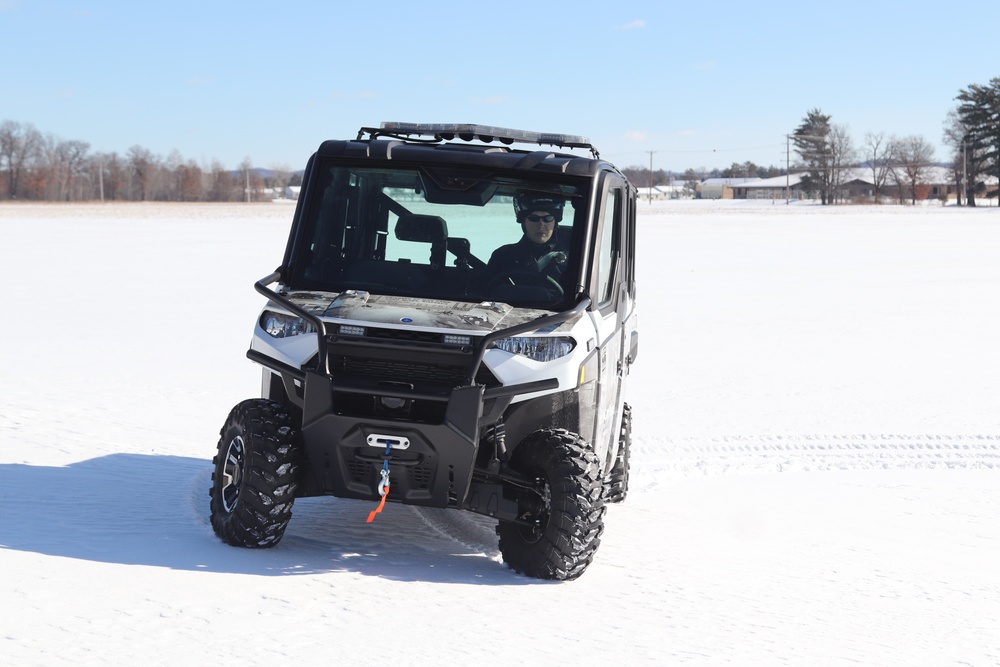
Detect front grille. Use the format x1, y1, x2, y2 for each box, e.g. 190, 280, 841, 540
337, 325, 471, 346
326, 335, 498, 390
324, 335, 500, 422
330, 355, 474, 386
331, 355, 454, 384
347, 458, 370, 485
345, 449, 432, 494
365, 328, 447, 344
408, 463, 432, 489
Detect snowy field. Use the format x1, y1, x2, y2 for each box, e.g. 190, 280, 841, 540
1, 200, 999, 665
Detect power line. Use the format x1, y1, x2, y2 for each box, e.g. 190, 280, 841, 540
616, 142, 785, 157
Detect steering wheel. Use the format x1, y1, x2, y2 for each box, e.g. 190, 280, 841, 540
487, 270, 564, 301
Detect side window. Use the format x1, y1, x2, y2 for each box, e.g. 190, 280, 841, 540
625, 189, 636, 297
596, 188, 622, 304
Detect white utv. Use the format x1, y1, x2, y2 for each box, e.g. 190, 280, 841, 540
210, 123, 638, 580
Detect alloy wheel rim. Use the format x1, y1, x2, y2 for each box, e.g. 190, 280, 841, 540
220, 435, 245, 513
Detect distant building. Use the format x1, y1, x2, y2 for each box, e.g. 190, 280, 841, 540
637, 182, 690, 200
726, 166, 978, 204
698, 178, 755, 199
726, 174, 807, 201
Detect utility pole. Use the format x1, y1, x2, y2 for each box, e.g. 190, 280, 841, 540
962, 140, 968, 207
786, 135, 790, 205
646, 150, 656, 204
787, 134, 824, 204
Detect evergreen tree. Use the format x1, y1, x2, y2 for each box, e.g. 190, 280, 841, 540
791, 109, 834, 204
955, 78, 1000, 205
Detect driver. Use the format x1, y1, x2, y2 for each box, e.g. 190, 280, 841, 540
486, 192, 569, 283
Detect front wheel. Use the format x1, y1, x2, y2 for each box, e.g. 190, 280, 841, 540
210, 399, 301, 548
496, 429, 606, 580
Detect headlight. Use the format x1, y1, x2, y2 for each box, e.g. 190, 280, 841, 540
261, 311, 317, 338
491, 336, 575, 362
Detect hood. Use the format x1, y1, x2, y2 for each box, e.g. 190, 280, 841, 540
282, 290, 555, 333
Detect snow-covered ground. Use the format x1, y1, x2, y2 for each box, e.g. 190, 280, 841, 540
2, 200, 998, 665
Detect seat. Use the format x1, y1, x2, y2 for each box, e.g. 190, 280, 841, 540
395, 214, 448, 269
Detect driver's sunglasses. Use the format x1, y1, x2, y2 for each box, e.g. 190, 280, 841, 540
525, 214, 555, 223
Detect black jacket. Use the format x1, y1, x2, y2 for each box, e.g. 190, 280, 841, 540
486, 234, 569, 282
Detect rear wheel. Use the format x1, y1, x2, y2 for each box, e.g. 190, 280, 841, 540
496, 429, 606, 580
210, 399, 301, 548
605, 403, 632, 504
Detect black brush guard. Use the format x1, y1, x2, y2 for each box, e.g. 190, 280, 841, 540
247, 271, 590, 515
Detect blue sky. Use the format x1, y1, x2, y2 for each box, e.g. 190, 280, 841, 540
3, 0, 998, 173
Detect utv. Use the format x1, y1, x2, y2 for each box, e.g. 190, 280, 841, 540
210, 123, 638, 580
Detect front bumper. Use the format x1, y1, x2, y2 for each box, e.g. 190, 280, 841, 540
299, 372, 484, 507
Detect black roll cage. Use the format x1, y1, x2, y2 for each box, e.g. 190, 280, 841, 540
358, 122, 601, 159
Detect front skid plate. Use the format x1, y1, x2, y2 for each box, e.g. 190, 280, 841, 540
302, 417, 477, 505
300, 376, 484, 507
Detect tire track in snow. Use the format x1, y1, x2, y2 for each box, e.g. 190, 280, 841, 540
192, 434, 998, 551
410, 505, 501, 557
634, 433, 1000, 486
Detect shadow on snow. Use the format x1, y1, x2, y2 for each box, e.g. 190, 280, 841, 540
0, 453, 534, 585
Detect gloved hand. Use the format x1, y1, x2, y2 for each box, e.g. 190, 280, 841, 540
536, 251, 567, 271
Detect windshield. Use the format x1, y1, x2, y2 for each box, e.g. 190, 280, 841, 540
288, 162, 589, 309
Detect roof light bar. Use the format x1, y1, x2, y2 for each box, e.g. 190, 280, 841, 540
358, 122, 599, 158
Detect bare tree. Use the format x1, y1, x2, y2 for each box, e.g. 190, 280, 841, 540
829, 124, 857, 203
127, 145, 156, 201
862, 131, 896, 203
37, 134, 58, 199
238, 157, 266, 202
681, 168, 702, 198
943, 110, 967, 205
266, 162, 293, 198
157, 150, 202, 201
893, 135, 936, 205
0, 120, 43, 199
206, 159, 236, 202
238, 157, 253, 202
42, 137, 90, 200
162, 150, 185, 201
178, 159, 204, 202
97, 152, 126, 201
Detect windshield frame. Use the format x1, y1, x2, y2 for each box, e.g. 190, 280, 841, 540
285, 158, 595, 311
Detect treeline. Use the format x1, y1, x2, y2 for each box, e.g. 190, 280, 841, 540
622, 161, 783, 188
0, 120, 299, 202
6, 78, 998, 205
790, 76, 999, 206
624, 76, 1000, 206
789, 109, 945, 205
948, 77, 1000, 206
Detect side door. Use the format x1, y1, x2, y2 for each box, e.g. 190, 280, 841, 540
588, 173, 635, 472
